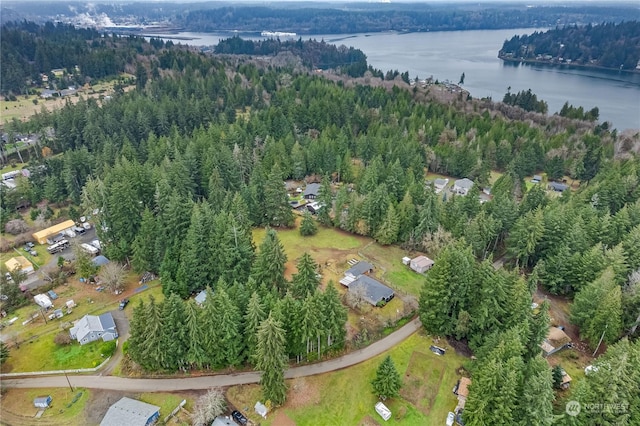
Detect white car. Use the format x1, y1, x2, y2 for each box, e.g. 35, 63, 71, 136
446, 412, 455, 426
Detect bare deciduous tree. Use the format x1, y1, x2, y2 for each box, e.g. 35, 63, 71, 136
191, 387, 227, 426
345, 283, 369, 311
98, 262, 127, 293
4, 219, 29, 235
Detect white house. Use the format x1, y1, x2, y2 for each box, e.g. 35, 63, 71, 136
70, 312, 118, 345
432, 178, 449, 194
453, 178, 474, 195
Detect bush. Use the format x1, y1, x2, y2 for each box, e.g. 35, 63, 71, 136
54, 332, 72, 346
4, 219, 29, 235
30, 208, 39, 221
100, 340, 117, 357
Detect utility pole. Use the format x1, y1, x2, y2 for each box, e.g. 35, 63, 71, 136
593, 323, 608, 357
63, 370, 73, 392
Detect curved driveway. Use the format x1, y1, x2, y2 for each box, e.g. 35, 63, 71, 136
2, 318, 421, 392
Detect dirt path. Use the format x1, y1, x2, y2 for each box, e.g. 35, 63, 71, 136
1, 318, 422, 391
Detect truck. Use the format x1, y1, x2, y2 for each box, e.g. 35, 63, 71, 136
80, 243, 99, 256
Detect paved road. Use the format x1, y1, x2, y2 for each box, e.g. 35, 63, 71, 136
2, 318, 422, 392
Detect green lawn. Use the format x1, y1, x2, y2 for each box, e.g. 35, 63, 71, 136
7, 335, 108, 372
139, 392, 194, 416
1, 387, 90, 424
361, 243, 426, 297
227, 331, 468, 426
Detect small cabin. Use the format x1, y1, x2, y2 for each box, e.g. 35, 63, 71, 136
34, 396, 52, 408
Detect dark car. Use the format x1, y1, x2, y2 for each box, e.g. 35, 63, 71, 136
118, 299, 129, 310
232, 410, 248, 425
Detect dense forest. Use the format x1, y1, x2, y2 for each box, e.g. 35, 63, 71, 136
180, 5, 637, 35
1, 22, 639, 422
214, 37, 368, 77
0, 21, 171, 95
499, 21, 640, 71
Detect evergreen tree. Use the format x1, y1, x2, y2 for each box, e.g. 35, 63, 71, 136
419, 241, 475, 336
255, 313, 288, 405
177, 204, 212, 295
210, 287, 244, 367
317, 175, 333, 226
291, 253, 321, 299
571, 268, 623, 347
371, 355, 402, 400
322, 282, 347, 349
132, 207, 158, 273
252, 229, 288, 295
299, 210, 318, 236
375, 203, 400, 245
263, 164, 294, 228
184, 301, 207, 369
244, 292, 267, 362
140, 296, 166, 370
516, 356, 554, 425
160, 293, 188, 370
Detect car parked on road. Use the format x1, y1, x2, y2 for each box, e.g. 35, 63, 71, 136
119, 299, 129, 310
232, 410, 248, 425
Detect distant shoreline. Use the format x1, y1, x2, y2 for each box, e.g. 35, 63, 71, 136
498, 55, 640, 75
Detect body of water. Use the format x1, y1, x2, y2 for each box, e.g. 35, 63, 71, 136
148, 29, 640, 131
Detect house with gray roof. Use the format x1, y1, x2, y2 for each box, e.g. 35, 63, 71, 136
349, 275, 395, 306
303, 183, 321, 199
548, 182, 569, 192
100, 397, 160, 426
345, 261, 374, 279
69, 312, 118, 345
194, 289, 208, 305
432, 178, 449, 194
453, 178, 474, 195
212, 416, 238, 426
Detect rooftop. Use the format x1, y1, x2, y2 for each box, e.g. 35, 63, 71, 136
350, 275, 394, 306
100, 397, 160, 426
345, 261, 374, 277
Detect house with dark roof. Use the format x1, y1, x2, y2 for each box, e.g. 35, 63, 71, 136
100, 397, 160, 426
453, 178, 474, 195
344, 261, 374, 280
92, 255, 110, 267
69, 312, 118, 345
548, 182, 569, 192
303, 183, 321, 200
348, 275, 395, 306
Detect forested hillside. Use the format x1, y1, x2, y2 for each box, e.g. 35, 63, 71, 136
1, 22, 639, 423
0, 21, 171, 95
499, 21, 640, 71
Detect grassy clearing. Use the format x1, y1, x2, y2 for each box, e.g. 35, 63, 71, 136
139, 392, 194, 416
361, 243, 425, 297
227, 331, 469, 426
0, 387, 90, 424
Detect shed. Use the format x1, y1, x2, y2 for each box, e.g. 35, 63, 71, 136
410, 255, 434, 274
255, 401, 268, 418
454, 377, 471, 409
100, 397, 160, 426
92, 255, 110, 266
194, 290, 207, 305
34, 396, 52, 408
531, 175, 542, 183
4, 256, 34, 275
32, 220, 75, 244
349, 275, 395, 306
402, 256, 411, 265
540, 326, 572, 356
66, 300, 76, 309
432, 178, 449, 194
